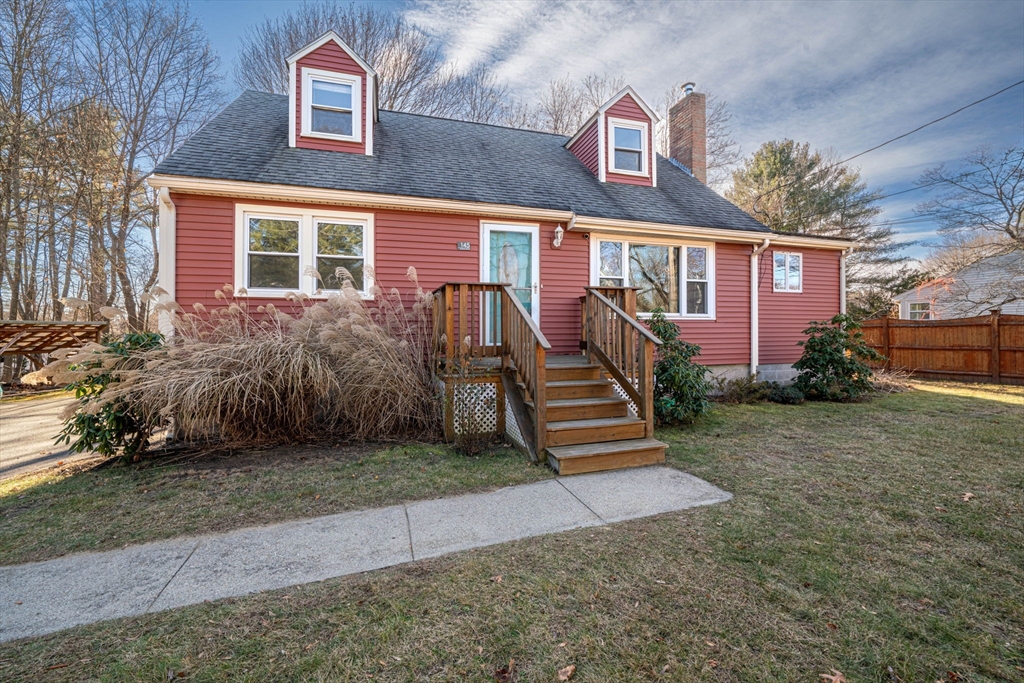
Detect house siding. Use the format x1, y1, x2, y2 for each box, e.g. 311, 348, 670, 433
675, 243, 750, 366
568, 121, 599, 176
540, 226, 589, 354
170, 194, 587, 355
172, 193, 841, 365
605, 94, 654, 187
294, 41, 368, 154
758, 248, 841, 364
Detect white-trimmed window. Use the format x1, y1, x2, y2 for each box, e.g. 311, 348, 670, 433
235, 205, 374, 298
596, 238, 713, 317
302, 68, 361, 142
908, 302, 931, 320
773, 252, 802, 292
609, 118, 649, 176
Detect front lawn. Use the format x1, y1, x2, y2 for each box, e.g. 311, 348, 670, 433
2, 381, 1022, 682
0, 441, 549, 566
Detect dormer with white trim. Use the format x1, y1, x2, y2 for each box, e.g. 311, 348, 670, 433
565, 86, 660, 187
287, 31, 378, 155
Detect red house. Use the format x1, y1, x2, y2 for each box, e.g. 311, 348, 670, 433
149, 32, 853, 473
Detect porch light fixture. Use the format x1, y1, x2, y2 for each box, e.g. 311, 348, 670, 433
552, 224, 564, 249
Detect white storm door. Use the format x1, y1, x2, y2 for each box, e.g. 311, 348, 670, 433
482, 223, 540, 343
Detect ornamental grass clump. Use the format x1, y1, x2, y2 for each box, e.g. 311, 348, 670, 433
58, 268, 442, 455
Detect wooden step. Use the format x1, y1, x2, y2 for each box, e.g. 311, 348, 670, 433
545, 416, 646, 447
547, 438, 667, 475
526, 396, 630, 422
544, 379, 616, 400
544, 363, 603, 382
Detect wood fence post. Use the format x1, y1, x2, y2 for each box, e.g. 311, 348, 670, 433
991, 308, 1001, 384
624, 288, 638, 319
881, 315, 891, 371
444, 284, 455, 363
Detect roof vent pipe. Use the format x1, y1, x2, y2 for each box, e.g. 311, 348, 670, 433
682, 82, 696, 96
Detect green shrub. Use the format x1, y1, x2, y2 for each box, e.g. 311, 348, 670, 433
766, 381, 805, 405
715, 376, 805, 405
647, 309, 711, 425
794, 314, 883, 401
715, 375, 772, 404
56, 332, 164, 459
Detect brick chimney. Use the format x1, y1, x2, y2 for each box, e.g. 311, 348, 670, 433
669, 82, 706, 183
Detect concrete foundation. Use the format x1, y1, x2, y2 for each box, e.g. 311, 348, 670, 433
756, 363, 800, 384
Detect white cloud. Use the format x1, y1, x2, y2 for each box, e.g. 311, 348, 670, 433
409, 0, 1024, 249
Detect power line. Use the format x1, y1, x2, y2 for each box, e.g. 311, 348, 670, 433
752, 78, 1024, 209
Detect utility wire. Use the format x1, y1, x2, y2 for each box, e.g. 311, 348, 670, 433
752, 78, 1024, 210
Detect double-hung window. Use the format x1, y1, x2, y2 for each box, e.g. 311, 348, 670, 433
609, 118, 648, 176
302, 68, 361, 142
773, 252, 802, 292
908, 302, 931, 320
236, 205, 373, 298
597, 238, 713, 317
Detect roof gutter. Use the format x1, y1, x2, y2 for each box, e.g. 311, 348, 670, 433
146, 173, 856, 250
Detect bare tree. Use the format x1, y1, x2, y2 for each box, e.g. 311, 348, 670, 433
2, 0, 222, 380
916, 146, 1024, 312
916, 146, 1024, 256
535, 73, 625, 135
233, 1, 510, 124
76, 0, 223, 329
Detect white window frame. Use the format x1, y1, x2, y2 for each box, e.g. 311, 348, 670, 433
608, 117, 649, 177
590, 235, 715, 319
234, 204, 374, 299
772, 251, 803, 293
301, 67, 362, 143
908, 302, 932, 320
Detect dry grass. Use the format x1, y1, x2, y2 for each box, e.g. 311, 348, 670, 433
1, 381, 1021, 682
67, 269, 441, 448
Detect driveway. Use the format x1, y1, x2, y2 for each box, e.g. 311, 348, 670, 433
0, 394, 83, 480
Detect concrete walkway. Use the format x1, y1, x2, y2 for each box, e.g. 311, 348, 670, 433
0, 466, 731, 643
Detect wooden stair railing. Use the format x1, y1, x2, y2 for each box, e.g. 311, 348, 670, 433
433, 282, 507, 368
501, 285, 551, 462
582, 287, 662, 438
432, 282, 550, 460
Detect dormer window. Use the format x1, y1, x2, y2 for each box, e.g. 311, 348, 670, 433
301, 68, 361, 142
610, 118, 648, 176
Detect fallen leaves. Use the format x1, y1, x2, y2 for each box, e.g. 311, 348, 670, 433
557, 663, 576, 680
494, 659, 515, 682
962, 492, 975, 502
820, 669, 847, 683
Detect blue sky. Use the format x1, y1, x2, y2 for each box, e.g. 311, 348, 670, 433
190, 0, 1024, 261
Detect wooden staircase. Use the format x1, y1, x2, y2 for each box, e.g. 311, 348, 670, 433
434, 283, 667, 475
525, 358, 667, 474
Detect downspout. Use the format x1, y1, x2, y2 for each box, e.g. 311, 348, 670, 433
157, 187, 176, 336
750, 238, 771, 378
839, 246, 853, 315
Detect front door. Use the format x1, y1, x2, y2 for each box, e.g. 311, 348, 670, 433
482, 223, 540, 342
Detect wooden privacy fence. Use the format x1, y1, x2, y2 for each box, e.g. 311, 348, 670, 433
860, 311, 1024, 385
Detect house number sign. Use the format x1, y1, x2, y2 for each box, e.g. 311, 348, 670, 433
456, 241, 471, 250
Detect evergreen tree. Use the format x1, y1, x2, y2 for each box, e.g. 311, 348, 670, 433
727, 140, 909, 291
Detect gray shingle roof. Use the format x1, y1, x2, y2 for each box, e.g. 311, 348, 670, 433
154, 91, 770, 233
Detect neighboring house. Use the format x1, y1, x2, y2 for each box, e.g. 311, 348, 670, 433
895, 252, 1024, 320
147, 32, 853, 472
